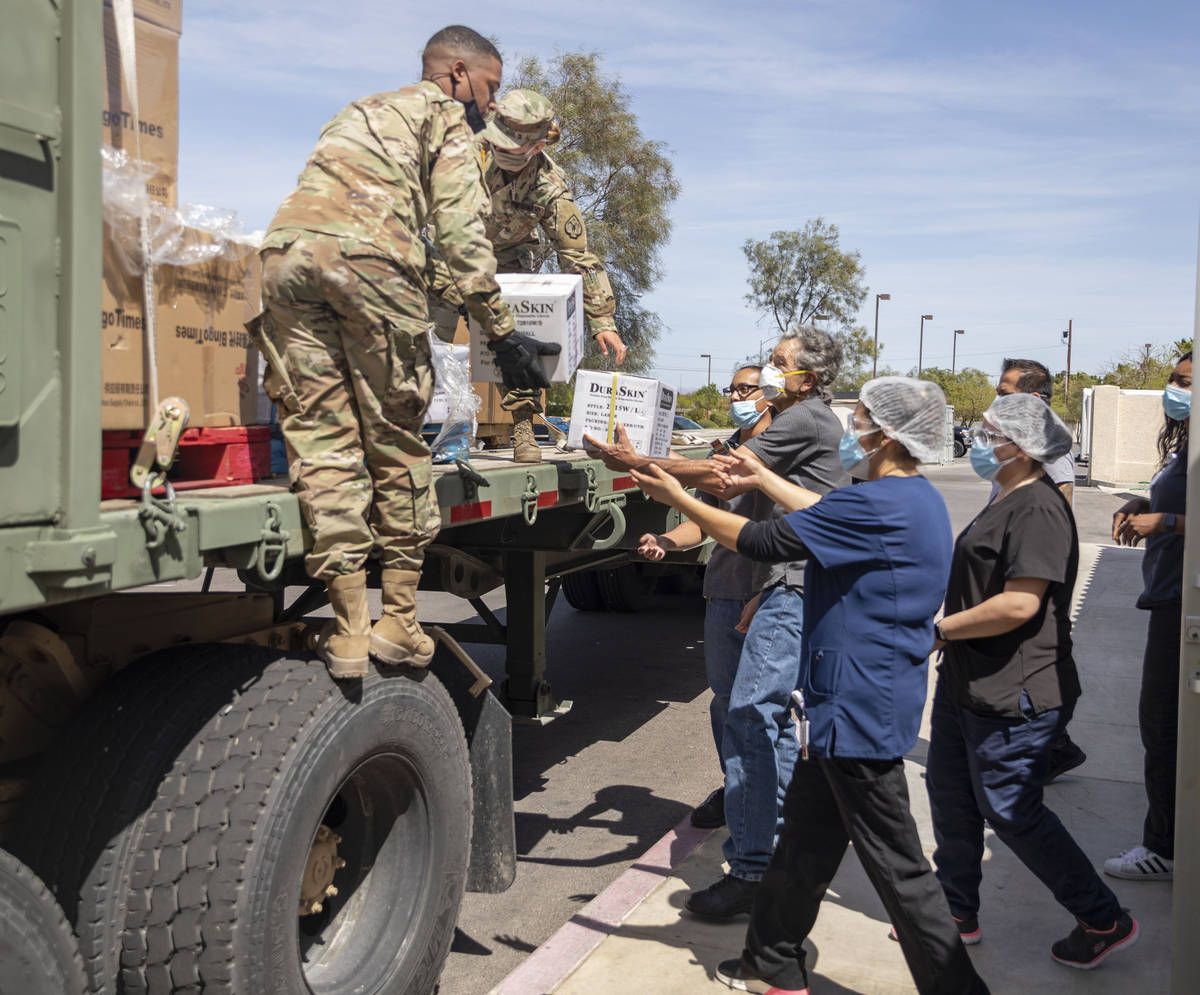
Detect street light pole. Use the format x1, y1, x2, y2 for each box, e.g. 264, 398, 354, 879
917, 314, 933, 376
1062, 319, 1073, 411
873, 293, 890, 377
952, 329, 965, 375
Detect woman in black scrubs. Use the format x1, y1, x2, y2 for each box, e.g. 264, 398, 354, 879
1104, 350, 1191, 880
928, 391, 1137, 971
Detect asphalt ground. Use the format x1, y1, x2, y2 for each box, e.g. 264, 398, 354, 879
437, 460, 1130, 994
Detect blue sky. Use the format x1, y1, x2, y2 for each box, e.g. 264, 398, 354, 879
177, 0, 1198, 392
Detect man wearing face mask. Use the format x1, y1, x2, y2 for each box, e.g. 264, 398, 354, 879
257, 25, 555, 680
635, 365, 773, 829
586, 327, 847, 918
430, 88, 626, 462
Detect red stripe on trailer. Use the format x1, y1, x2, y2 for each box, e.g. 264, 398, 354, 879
450, 501, 492, 523
537, 490, 559, 508
611, 476, 635, 490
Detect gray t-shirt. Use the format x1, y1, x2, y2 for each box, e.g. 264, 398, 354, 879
698, 433, 758, 600
744, 398, 849, 590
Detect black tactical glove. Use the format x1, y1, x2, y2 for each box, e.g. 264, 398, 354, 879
488, 332, 561, 391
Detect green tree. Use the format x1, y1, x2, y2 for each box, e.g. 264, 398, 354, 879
1102, 343, 1175, 390
1050, 370, 1100, 425
511, 53, 679, 373
742, 219, 867, 335
832, 325, 885, 391
920, 367, 994, 425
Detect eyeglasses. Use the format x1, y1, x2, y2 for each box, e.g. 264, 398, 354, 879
973, 428, 1011, 446
722, 383, 763, 398
845, 412, 877, 434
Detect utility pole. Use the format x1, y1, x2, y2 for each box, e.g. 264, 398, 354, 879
1062, 319, 1073, 412
918, 314, 933, 377
700, 353, 712, 418
952, 329, 965, 374
873, 293, 890, 377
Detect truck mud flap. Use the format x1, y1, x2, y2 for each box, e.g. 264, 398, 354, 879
428, 634, 517, 894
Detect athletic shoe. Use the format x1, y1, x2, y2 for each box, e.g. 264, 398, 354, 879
1103, 845, 1173, 880
1051, 910, 1139, 969
691, 786, 726, 829
684, 874, 758, 920
716, 957, 809, 994
1043, 736, 1087, 784
888, 915, 981, 946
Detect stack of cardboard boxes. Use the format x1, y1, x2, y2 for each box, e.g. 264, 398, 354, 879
100, 0, 260, 431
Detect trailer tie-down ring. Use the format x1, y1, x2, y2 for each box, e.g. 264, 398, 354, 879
568, 497, 626, 551
138, 477, 187, 551
246, 502, 291, 583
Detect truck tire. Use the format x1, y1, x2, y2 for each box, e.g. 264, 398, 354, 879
12, 644, 238, 993
596, 563, 657, 612
0, 847, 87, 995
19, 646, 471, 995
561, 568, 607, 611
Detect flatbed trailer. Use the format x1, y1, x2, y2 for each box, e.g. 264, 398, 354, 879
0, 3, 703, 992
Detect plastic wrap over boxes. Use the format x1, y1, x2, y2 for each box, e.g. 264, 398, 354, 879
425, 344, 471, 424
567, 372, 677, 458
468, 273, 585, 383
102, 2, 180, 206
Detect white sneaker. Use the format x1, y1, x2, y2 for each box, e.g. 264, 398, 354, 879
1103, 845, 1173, 880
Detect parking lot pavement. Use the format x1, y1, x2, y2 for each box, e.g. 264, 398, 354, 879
478, 496, 1171, 994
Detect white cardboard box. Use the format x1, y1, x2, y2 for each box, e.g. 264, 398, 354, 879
468, 273, 585, 383
567, 371, 677, 457
425, 344, 471, 424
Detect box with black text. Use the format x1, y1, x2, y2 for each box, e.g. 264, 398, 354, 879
567, 371, 676, 457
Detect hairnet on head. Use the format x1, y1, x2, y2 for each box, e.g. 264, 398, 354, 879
984, 392, 1072, 463
859, 376, 947, 463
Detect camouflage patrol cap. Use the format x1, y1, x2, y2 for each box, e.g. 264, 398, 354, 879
490, 89, 555, 149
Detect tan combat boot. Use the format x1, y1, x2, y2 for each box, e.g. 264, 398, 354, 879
371, 569, 436, 667
314, 571, 370, 679
511, 406, 542, 464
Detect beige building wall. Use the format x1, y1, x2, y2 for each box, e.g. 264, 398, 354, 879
1087, 385, 1164, 485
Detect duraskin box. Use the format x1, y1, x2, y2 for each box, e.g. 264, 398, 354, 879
468, 273, 585, 384
567, 371, 677, 458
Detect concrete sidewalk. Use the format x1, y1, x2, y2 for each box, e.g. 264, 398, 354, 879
492, 542, 1173, 995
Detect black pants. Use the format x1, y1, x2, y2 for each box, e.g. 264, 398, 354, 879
1140, 605, 1182, 858
743, 756, 988, 995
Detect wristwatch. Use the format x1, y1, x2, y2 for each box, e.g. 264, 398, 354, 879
1163, 513, 1178, 534
934, 621, 948, 642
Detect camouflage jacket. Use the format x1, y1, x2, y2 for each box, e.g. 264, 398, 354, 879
484, 152, 617, 336
263, 81, 512, 338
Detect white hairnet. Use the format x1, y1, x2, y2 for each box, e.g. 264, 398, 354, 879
859, 376, 947, 463
985, 392, 1072, 462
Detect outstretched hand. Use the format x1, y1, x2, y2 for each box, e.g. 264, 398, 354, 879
583, 423, 642, 471
631, 463, 686, 507
594, 330, 627, 365
712, 446, 765, 491
637, 532, 669, 561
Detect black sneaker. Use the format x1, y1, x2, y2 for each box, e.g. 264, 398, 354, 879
716, 957, 809, 993
691, 786, 726, 829
1043, 735, 1087, 784
1051, 910, 1138, 969
684, 874, 758, 920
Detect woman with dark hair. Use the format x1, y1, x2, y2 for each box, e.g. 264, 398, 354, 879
1105, 350, 1191, 881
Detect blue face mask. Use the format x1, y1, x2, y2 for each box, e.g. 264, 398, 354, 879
969, 437, 1015, 480
1163, 384, 1191, 422
730, 399, 765, 429
838, 430, 880, 473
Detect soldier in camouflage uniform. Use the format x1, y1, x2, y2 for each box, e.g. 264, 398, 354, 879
258, 26, 558, 679
433, 89, 626, 462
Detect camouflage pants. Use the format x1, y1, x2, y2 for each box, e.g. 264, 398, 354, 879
260, 233, 440, 580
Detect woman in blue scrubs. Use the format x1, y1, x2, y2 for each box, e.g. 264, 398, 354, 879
633, 377, 988, 995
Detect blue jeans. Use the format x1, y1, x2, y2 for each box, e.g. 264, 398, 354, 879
704, 597, 751, 774
926, 681, 1121, 927
722, 583, 804, 881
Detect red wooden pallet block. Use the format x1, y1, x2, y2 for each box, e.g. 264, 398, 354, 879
102, 426, 271, 499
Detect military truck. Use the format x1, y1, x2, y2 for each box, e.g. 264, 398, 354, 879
0, 3, 701, 992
